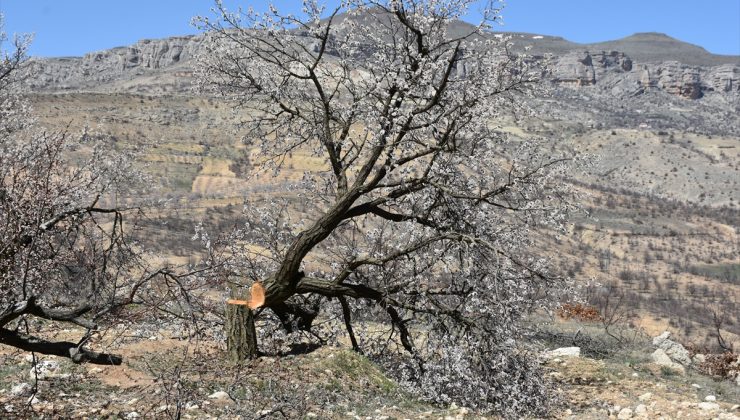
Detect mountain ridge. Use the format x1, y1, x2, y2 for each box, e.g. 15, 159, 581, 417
24, 26, 739, 103
497, 31, 738, 66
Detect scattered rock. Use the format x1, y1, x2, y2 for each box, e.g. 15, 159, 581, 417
9, 383, 32, 397
545, 347, 581, 358
638, 392, 652, 402
28, 360, 65, 380
207, 391, 232, 403
705, 395, 716, 402
617, 407, 633, 419
697, 402, 719, 411
634, 404, 648, 416
207, 391, 228, 399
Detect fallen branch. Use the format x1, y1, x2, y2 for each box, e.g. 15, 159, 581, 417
0, 328, 122, 365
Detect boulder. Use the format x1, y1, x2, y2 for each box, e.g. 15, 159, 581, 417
652, 331, 692, 366
651, 349, 685, 374
638, 392, 652, 402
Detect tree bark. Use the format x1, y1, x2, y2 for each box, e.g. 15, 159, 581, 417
225, 299, 257, 361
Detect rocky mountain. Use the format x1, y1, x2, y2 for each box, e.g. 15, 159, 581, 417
24, 25, 739, 103
514, 32, 738, 66
585, 32, 738, 66
26, 35, 203, 94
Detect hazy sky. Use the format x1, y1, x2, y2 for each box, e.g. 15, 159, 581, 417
1, 0, 738, 57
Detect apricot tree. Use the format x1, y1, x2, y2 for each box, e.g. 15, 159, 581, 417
0, 21, 170, 365
196, 0, 575, 414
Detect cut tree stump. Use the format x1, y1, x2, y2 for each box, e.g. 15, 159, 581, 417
225, 294, 258, 362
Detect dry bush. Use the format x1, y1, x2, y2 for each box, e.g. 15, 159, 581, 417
698, 352, 739, 380
558, 303, 602, 322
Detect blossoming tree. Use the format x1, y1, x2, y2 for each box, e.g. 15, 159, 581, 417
0, 20, 167, 365
196, 0, 576, 413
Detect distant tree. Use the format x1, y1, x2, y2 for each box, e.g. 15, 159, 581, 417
710, 308, 734, 353
195, 0, 576, 414
0, 19, 165, 365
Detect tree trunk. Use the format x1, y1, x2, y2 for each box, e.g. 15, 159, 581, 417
225, 299, 257, 361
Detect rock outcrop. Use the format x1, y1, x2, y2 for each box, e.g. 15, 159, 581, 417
653, 62, 703, 99
652, 331, 692, 366
551, 51, 631, 86
552, 51, 598, 86
550, 50, 737, 99
22, 29, 740, 101
27, 35, 204, 93
706, 64, 740, 94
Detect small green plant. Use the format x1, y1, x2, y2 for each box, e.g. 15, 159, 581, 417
321, 350, 396, 394
660, 366, 679, 377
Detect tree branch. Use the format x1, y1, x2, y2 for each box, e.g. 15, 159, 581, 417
338, 296, 360, 352
0, 297, 94, 329
0, 329, 122, 365
295, 277, 414, 353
